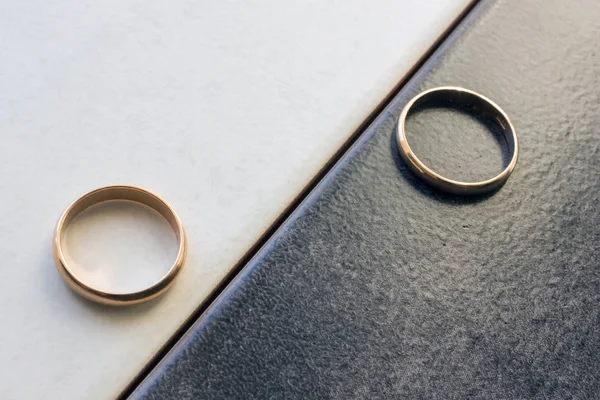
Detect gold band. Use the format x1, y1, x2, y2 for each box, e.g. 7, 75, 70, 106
396, 86, 519, 195
53, 185, 187, 306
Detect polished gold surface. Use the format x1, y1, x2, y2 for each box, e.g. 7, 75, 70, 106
396, 86, 518, 195
53, 185, 187, 306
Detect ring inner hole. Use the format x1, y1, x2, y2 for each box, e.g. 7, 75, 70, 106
62, 200, 179, 294
404, 96, 512, 183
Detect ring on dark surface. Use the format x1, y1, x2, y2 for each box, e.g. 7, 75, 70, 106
396, 86, 518, 195
53, 185, 187, 306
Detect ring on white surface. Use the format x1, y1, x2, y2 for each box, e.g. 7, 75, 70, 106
53, 185, 187, 306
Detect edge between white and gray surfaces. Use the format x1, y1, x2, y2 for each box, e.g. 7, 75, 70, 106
0, 1, 472, 399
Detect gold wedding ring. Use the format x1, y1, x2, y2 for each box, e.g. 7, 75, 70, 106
397, 87, 518, 195
53, 185, 187, 306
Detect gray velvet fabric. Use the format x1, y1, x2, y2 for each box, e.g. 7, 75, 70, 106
131, 0, 600, 398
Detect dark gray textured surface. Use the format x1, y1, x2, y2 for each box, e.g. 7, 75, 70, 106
132, 0, 600, 398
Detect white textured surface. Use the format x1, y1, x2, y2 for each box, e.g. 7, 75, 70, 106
0, 1, 470, 399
